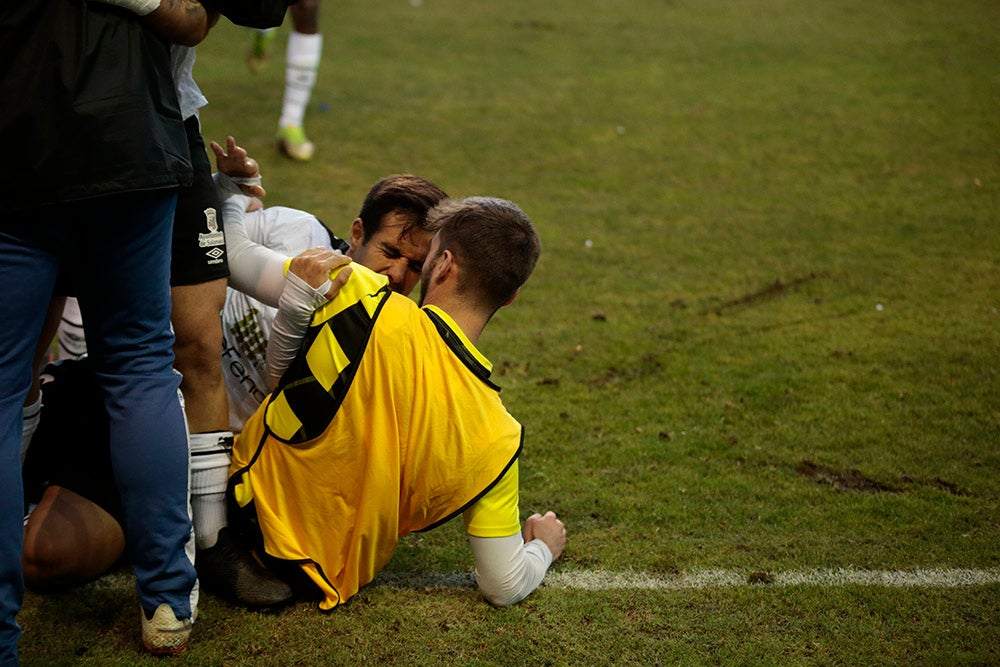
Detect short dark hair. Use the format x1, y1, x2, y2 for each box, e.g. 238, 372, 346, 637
430, 197, 541, 313
356, 174, 449, 242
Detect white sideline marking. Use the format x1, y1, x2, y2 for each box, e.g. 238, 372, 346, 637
544, 568, 1000, 590
374, 568, 1000, 591
90, 567, 1000, 594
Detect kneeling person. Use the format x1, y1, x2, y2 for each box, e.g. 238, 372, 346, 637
229, 197, 566, 609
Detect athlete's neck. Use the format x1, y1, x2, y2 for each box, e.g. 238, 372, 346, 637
424, 296, 488, 345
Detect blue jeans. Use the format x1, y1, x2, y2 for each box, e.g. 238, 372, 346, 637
0, 191, 197, 665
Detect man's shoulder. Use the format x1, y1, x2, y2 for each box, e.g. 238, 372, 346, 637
345, 262, 392, 296
313, 263, 396, 330
258, 207, 326, 252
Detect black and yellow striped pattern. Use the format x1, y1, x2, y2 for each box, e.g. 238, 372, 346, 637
265, 265, 390, 443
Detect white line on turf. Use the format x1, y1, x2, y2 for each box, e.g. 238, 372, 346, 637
89, 567, 1000, 593
373, 567, 1000, 591
543, 568, 1000, 590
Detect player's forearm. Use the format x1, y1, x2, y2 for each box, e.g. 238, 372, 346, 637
469, 533, 553, 607
266, 272, 331, 389
216, 176, 287, 307
146, 0, 218, 46
90, 0, 218, 45
145, 0, 220, 46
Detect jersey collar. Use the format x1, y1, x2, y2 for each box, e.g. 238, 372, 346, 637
422, 305, 497, 387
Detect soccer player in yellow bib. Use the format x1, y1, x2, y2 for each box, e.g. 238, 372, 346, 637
229, 196, 567, 610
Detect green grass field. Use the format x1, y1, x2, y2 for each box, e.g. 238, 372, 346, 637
17, 0, 999, 664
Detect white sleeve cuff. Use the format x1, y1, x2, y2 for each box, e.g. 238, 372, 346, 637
469, 533, 553, 607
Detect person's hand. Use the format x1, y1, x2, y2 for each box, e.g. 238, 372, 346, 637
523, 511, 566, 561
210, 135, 259, 178
287, 248, 353, 299
147, 0, 217, 47
209, 136, 266, 198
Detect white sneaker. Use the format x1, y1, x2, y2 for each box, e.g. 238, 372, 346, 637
276, 125, 315, 161
141, 603, 193, 655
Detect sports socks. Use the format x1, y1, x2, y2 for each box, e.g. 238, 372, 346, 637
57, 297, 87, 360
279, 30, 323, 130
189, 431, 234, 550
20, 395, 41, 464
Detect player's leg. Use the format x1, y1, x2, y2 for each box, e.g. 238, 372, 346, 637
169, 116, 233, 553
74, 190, 197, 648
290, 0, 321, 37
247, 27, 277, 73
171, 280, 230, 439
171, 282, 240, 564
171, 117, 291, 607
22, 486, 125, 590
277, 0, 323, 161
169, 118, 232, 550
169, 118, 229, 432
0, 213, 62, 665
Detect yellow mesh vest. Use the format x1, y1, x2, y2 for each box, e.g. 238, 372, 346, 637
230, 264, 522, 609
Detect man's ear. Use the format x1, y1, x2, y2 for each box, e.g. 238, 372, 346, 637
433, 249, 455, 284
348, 218, 365, 251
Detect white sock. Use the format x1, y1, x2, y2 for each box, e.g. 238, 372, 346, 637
20, 396, 42, 465
279, 31, 323, 130
189, 431, 234, 550
178, 387, 199, 617
57, 297, 87, 360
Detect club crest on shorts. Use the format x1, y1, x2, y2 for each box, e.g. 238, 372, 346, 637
199, 207, 226, 263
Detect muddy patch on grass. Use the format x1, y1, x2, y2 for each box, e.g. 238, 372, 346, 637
797, 461, 975, 496
902, 475, 974, 497
709, 272, 830, 315
796, 460, 899, 493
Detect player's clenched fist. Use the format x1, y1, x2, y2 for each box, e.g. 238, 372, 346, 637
523, 511, 566, 561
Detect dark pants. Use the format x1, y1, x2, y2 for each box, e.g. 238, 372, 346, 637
0, 190, 197, 664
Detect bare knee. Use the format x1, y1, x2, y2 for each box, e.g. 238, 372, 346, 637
171, 281, 226, 385
173, 332, 224, 385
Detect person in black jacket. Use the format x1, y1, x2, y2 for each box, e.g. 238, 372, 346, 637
0, 0, 217, 660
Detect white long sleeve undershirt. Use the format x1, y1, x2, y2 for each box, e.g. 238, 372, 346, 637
217, 172, 337, 388
217, 172, 287, 307
266, 270, 331, 389
469, 533, 554, 607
